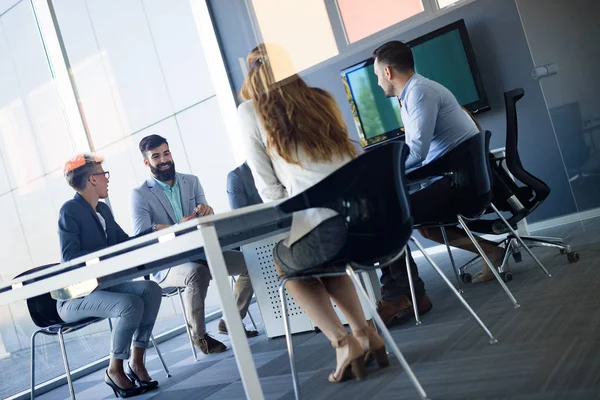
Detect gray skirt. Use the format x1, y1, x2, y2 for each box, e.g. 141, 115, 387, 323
273, 215, 348, 275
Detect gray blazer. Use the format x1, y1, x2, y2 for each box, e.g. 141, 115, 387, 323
131, 172, 208, 282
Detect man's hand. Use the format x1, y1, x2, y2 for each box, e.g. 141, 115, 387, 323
179, 213, 198, 223
194, 204, 213, 217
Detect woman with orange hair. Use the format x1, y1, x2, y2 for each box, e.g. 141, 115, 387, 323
238, 45, 389, 383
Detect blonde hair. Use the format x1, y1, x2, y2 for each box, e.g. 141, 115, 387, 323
241, 44, 357, 166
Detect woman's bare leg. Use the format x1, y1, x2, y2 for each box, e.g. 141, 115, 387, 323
130, 346, 152, 381
274, 263, 357, 376
321, 275, 368, 333
107, 358, 135, 389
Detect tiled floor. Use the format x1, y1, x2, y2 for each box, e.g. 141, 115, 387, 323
34, 219, 600, 399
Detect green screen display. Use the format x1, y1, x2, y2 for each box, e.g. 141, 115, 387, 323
412, 29, 479, 106
346, 64, 403, 140
343, 21, 485, 147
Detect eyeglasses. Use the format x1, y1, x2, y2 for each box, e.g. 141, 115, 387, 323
89, 171, 110, 180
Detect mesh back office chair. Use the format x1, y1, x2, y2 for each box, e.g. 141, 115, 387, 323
276, 142, 497, 400
460, 89, 578, 281
19, 264, 168, 400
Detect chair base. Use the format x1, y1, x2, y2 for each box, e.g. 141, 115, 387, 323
458, 234, 576, 278
276, 234, 502, 399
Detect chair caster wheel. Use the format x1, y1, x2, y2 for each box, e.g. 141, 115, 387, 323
512, 252, 522, 263
560, 249, 567, 255
460, 273, 472, 283
567, 251, 580, 263
500, 272, 513, 282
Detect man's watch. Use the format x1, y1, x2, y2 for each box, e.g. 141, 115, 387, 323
151, 224, 157, 232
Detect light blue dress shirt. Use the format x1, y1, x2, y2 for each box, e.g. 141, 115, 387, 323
400, 73, 479, 170
153, 177, 184, 222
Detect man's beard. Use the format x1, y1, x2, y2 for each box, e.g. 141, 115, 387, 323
151, 161, 176, 182
383, 84, 395, 98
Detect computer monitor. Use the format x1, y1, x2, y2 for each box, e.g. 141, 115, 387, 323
341, 19, 489, 148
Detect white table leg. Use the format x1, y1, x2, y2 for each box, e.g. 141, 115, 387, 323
199, 224, 265, 400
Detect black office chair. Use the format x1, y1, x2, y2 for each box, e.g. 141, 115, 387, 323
276, 141, 497, 400
460, 89, 577, 281
19, 264, 169, 400
407, 131, 530, 309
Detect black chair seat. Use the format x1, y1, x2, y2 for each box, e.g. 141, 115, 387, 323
273, 140, 499, 400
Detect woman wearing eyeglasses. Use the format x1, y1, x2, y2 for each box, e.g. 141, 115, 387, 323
57, 154, 162, 398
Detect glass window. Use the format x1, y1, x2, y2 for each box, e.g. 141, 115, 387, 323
437, 0, 463, 9
250, 0, 339, 82
337, 0, 424, 43
0, 1, 239, 398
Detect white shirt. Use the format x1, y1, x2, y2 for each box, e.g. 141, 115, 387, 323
96, 212, 107, 237
237, 100, 352, 246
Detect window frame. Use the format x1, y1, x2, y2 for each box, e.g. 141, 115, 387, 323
242, 0, 475, 80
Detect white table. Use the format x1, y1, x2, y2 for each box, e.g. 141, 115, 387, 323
1, 201, 291, 400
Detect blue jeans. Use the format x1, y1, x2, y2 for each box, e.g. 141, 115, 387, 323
57, 280, 162, 360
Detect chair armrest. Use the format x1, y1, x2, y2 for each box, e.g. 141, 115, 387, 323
405, 165, 446, 182
490, 147, 506, 162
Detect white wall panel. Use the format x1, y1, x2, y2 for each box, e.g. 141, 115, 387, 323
100, 137, 141, 235
176, 98, 237, 214
1, 1, 72, 174
142, 0, 215, 111
0, 193, 32, 283
129, 116, 192, 186
0, 141, 11, 196
0, 0, 19, 15
0, 11, 44, 188
52, 0, 126, 150
84, 0, 173, 134
46, 169, 78, 216
13, 177, 61, 267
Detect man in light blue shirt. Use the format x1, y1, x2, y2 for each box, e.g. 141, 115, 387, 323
399, 73, 479, 169
152, 177, 185, 222
372, 40, 503, 326
375, 56, 479, 170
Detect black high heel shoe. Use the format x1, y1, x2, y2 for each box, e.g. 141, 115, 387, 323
125, 363, 159, 391
104, 370, 143, 398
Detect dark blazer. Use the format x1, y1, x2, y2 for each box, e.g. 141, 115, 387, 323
58, 193, 131, 262
226, 162, 263, 210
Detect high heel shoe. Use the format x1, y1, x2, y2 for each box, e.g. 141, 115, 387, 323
104, 370, 143, 398
125, 363, 159, 391
328, 333, 367, 383
355, 320, 390, 369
